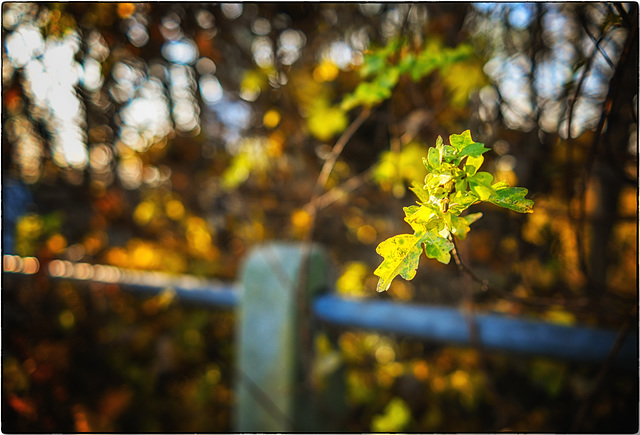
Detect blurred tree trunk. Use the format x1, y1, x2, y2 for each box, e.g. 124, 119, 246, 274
587, 4, 638, 298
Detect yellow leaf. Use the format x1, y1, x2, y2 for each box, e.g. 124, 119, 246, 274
336, 262, 369, 296
442, 61, 488, 107
313, 59, 339, 82
307, 102, 348, 141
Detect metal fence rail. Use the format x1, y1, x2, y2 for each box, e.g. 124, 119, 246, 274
4, 253, 635, 369
313, 294, 637, 369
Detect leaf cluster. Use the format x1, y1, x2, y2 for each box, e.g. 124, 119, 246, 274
374, 131, 534, 292
341, 38, 474, 111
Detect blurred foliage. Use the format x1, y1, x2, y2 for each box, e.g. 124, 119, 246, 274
2, 2, 637, 433
3, 275, 235, 432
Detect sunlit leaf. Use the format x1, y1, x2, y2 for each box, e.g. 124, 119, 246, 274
409, 182, 431, 204
404, 205, 441, 232
341, 68, 399, 111
426, 146, 441, 169
488, 186, 535, 213
468, 171, 495, 200
449, 190, 480, 214
442, 60, 488, 107
464, 155, 484, 176
374, 130, 534, 292
423, 228, 453, 264
308, 103, 348, 141
221, 137, 270, 190
374, 232, 428, 292
336, 261, 369, 296
373, 142, 429, 193
450, 212, 483, 239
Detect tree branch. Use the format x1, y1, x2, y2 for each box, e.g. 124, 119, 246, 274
312, 107, 372, 198
296, 106, 372, 393
449, 236, 590, 310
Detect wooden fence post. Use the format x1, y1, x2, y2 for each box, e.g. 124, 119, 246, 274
235, 242, 339, 432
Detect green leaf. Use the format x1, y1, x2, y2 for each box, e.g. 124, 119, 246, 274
341, 68, 400, 110
464, 155, 484, 176
459, 142, 490, 158
374, 232, 427, 292
397, 53, 416, 75
410, 182, 431, 204
442, 145, 457, 162
491, 180, 509, 190
426, 147, 440, 169
468, 171, 495, 200
404, 205, 439, 232
361, 51, 388, 77
360, 38, 401, 77
455, 177, 468, 193
449, 130, 476, 151
469, 183, 494, 201
424, 173, 441, 191
463, 211, 483, 225
488, 186, 535, 213
403, 205, 420, 217
423, 228, 454, 264
449, 190, 479, 214
341, 81, 392, 110
378, 67, 400, 89
449, 130, 489, 159
469, 171, 494, 185
450, 212, 483, 239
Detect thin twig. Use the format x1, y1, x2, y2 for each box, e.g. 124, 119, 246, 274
449, 234, 592, 309
450, 237, 509, 430
612, 2, 630, 25
313, 107, 371, 197
583, 20, 616, 69
297, 107, 372, 393
305, 169, 373, 215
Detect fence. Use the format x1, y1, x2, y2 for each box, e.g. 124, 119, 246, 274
3, 242, 637, 431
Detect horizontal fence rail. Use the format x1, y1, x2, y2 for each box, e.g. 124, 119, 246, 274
3, 255, 240, 307
313, 294, 637, 369
3, 253, 637, 370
